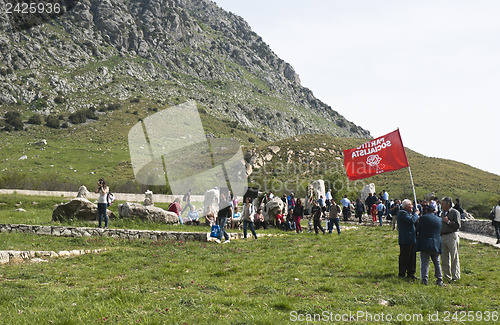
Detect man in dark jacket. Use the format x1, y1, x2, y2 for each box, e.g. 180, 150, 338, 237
216, 194, 233, 244
397, 199, 419, 279
311, 201, 326, 235
416, 204, 444, 286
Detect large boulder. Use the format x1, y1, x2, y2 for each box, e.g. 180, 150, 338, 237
52, 198, 115, 222
264, 197, 285, 221
144, 190, 154, 206
360, 183, 376, 203
203, 188, 219, 220
118, 202, 179, 224
76, 185, 90, 199
424, 192, 436, 203
311, 180, 325, 200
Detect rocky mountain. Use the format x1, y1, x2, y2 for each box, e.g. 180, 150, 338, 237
0, 0, 370, 140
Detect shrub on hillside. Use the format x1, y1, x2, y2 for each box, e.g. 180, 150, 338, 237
45, 115, 60, 129
85, 108, 98, 120
9, 117, 24, 131
107, 103, 121, 111
4, 111, 23, 130
54, 96, 65, 104
28, 114, 43, 125
69, 110, 87, 124
4, 111, 20, 123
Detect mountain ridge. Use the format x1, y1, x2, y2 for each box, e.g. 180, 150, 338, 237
0, 0, 370, 140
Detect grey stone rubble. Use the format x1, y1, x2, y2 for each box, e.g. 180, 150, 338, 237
0, 248, 104, 265
0, 223, 266, 243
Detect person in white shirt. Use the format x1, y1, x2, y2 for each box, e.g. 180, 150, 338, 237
340, 195, 351, 221
94, 178, 109, 228
325, 189, 333, 211
491, 200, 500, 244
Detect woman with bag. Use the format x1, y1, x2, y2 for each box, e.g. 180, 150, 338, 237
292, 199, 304, 233
241, 196, 258, 239
94, 178, 109, 229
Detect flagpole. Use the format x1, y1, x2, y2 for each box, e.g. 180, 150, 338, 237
408, 167, 418, 206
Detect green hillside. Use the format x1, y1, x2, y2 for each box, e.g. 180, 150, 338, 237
0, 110, 498, 218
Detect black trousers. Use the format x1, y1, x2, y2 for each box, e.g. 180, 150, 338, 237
342, 207, 350, 221
313, 218, 325, 234
399, 244, 416, 277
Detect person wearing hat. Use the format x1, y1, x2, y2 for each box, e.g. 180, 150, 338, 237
416, 203, 444, 286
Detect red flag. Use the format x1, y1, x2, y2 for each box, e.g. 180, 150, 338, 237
343, 129, 409, 181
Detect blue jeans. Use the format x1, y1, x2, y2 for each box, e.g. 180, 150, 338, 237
218, 216, 229, 241
328, 218, 341, 234
378, 211, 384, 226
493, 221, 500, 241
420, 251, 443, 284
97, 203, 108, 228
243, 220, 257, 239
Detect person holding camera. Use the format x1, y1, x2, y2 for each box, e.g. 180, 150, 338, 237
95, 178, 109, 228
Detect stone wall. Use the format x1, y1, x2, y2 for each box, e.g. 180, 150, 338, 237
0, 189, 241, 204
0, 224, 254, 242
460, 219, 496, 238
0, 249, 104, 265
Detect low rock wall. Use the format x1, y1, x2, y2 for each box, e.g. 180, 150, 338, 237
0, 224, 252, 242
0, 249, 104, 265
460, 219, 496, 238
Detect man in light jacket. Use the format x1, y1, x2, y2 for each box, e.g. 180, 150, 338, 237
440, 197, 461, 282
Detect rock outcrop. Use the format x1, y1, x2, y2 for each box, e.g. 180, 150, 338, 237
0, 0, 370, 141
144, 190, 154, 206
52, 198, 115, 222
76, 185, 90, 199
118, 202, 179, 224
360, 183, 376, 203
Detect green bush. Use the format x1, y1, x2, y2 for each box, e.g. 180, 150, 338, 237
4, 110, 20, 123
107, 103, 121, 111
69, 110, 87, 124
45, 115, 60, 129
9, 117, 24, 131
85, 108, 98, 120
54, 96, 65, 104
28, 114, 43, 125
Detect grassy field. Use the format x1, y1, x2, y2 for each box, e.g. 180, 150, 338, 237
1, 223, 499, 324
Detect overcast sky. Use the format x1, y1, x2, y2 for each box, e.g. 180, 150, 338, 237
215, 0, 500, 177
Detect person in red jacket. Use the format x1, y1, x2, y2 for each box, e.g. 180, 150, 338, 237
371, 203, 378, 223
168, 198, 183, 224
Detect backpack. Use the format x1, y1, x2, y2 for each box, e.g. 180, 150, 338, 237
489, 206, 497, 221
107, 192, 116, 207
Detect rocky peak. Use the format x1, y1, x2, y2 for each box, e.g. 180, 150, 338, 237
0, 0, 370, 139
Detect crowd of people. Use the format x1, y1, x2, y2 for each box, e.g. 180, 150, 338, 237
94, 178, 499, 284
